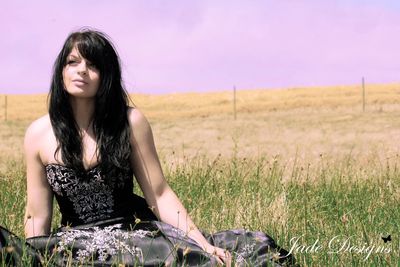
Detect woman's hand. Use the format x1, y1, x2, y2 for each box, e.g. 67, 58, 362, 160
203, 244, 232, 266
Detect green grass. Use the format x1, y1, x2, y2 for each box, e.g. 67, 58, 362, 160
1, 153, 399, 266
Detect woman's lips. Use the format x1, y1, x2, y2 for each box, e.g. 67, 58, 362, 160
72, 80, 88, 86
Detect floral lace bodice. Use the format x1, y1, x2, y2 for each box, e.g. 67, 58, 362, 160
45, 163, 135, 226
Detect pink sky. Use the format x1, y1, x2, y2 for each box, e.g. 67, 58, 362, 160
1, 0, 399, 94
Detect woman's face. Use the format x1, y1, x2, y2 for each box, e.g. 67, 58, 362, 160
62, 46, 100, 98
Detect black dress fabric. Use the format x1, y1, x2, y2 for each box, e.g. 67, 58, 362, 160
0, 164, 297, 266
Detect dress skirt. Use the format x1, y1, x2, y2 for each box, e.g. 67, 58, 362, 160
0, 217, 297, 266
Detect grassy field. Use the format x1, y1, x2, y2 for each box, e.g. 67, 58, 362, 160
0, 83, 399, 266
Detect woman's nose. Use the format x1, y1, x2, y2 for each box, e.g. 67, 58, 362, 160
77, 62, 88, 75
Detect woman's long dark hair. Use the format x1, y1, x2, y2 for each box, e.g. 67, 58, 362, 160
49, 29, 132, 180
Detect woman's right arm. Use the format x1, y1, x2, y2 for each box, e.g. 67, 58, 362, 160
24, 120, 53, 238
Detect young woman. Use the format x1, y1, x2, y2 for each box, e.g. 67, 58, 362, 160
1, 29, 296, 266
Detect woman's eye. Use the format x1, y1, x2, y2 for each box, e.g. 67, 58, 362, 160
87, 62, 96, 68
67, 60, 77, 65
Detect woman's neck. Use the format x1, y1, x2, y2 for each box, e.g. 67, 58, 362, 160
69, 97, 95, 130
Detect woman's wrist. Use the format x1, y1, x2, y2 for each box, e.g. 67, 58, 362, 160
186, 229, 211, 251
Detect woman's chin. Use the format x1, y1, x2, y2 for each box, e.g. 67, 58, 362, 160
66, 88, 97, 98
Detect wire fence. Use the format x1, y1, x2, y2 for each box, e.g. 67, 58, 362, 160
1, 82, 399, 121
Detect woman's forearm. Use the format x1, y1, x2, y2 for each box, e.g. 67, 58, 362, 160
24, 211, 52, 238
155, 188, 211, 249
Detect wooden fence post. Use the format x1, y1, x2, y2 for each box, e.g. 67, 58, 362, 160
4, 95, 7, 121
233, 86, 237, 120
362, 77, 365, 112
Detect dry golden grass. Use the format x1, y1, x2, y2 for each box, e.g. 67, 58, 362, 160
0, 83, 399, 174
2, 85, 399, 266
1, 83, 399, 121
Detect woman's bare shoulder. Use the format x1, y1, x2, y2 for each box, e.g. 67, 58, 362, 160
126, 107, 154, 144
127, 107, 150, 129
24, 114, 52, 143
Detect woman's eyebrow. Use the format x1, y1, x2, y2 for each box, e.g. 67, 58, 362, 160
67, 54, 80, 59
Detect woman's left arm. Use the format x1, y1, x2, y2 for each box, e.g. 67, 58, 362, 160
128, 108, 230, 264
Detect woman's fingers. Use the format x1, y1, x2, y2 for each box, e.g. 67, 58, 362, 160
221, 250, 232, 267
215, 256, 224, 266
225, 250, 232, 266
213, 246, 232, 266
204, 244, 232, 266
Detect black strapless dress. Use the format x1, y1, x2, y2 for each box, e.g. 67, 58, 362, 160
0, 164, 297, 266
